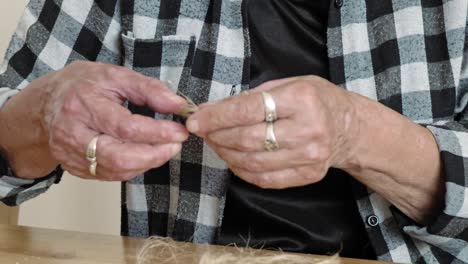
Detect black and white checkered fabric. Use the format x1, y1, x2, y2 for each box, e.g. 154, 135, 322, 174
0, 1, 467, 263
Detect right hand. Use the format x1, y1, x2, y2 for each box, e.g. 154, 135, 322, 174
1, 61, 188, 181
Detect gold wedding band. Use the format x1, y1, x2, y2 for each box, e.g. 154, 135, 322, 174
89, 161, 97, 176
264, 122, 280, 152
86, 135, 100, 176
261, 92, 278, 123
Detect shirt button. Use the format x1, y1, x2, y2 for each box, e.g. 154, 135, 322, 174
335, 0, 344, 8
367, 215, 379, 227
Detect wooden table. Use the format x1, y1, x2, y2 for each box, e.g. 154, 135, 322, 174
0, 224, 390, 264
0, 205, 18, 225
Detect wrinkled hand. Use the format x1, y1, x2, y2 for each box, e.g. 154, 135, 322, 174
28, 61, 187, 181
186, 76, 357, 189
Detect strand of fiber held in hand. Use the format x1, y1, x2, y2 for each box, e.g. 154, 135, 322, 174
163, 80, 199, 118
137, 237, 341, 264
177, 90, 199, 118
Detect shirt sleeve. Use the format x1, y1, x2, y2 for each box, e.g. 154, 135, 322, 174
0, 0, 122, 206
391, 26, 468, 262
0, 153, 63, 206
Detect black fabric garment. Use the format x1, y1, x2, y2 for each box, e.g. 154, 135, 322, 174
218, 0, 376, 259
248, 0, 330, 87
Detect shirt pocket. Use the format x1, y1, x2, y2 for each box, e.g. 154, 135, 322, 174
121, 31, 196, 93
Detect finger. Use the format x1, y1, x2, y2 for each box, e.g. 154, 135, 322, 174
187, 83, 296, 136
64, 164, 146, 182
96, 134, 182, 172
62, 148, 154, 178
214, 144, 327, 173
99, 64, 187, 114
54, 125, 181, 179
207, 119, 306, 151
230, 165, 324, 189
78, 95, 188, 144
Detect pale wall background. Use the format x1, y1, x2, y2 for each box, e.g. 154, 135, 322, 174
0, 0, 120, 235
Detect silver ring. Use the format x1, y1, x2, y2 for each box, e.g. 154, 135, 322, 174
86, 135, 100, 176
264, 122, 280, 152
261, 92, 278, 123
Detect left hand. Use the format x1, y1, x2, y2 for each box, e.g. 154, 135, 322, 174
186, 76, 359, 189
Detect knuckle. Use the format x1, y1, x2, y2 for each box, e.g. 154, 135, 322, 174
310, 125, 328, 139
304, 145, 320, 161
117, 122, 138, 139
156, 127, 172, 141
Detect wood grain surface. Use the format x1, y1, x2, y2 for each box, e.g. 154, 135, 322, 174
0, 224, 392, 264
0, 205, 18, 225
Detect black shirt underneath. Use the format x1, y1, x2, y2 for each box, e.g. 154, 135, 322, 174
218, 0, 376, 260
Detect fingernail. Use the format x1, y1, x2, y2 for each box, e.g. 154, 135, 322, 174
171, 144, 182, 153
175, 132, 187, 141
187, 119, 199, 133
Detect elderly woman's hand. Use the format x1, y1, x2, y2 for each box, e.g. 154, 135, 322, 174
186, 76, 358, 189
0, 61, 188, 181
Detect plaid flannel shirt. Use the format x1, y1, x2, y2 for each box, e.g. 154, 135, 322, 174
1, 0, 467, 263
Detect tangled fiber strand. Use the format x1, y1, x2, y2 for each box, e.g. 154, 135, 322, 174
137, 236, 341, 264
177, 90, 199, 118
198, 249, 341, 264
163, 80, 200, 118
